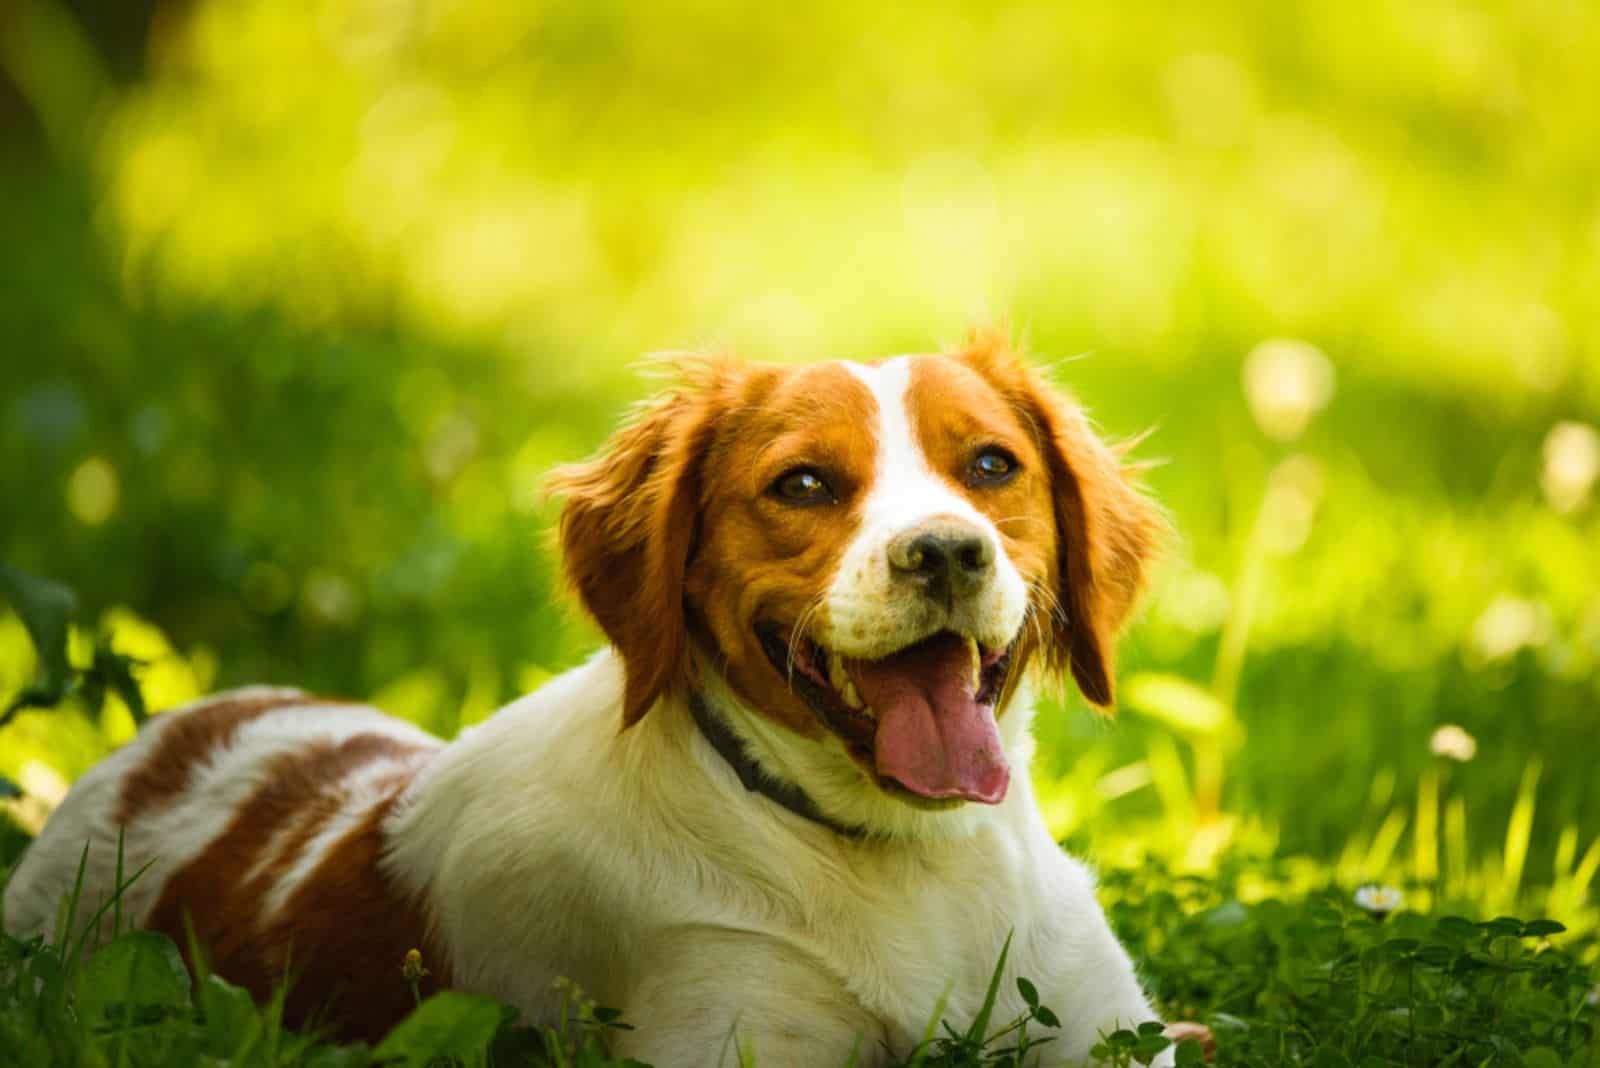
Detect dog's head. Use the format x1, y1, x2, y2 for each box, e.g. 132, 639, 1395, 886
550, 330, 1161, 824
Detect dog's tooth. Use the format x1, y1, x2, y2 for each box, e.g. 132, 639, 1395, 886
829, 652, 849, 691
964, 636, 981, 690
842, 680, 864, 710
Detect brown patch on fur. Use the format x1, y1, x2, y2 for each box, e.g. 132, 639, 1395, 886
118, 691, 326, 824
145, 733, 444, 1043
548, 359, 744, 727
903, 354, 1063, 712
683, 362, 881, 739
550, 359, 882, 733
953, 327, 1164, 705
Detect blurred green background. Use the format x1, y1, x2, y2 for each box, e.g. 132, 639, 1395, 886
2, 0, 1597, 918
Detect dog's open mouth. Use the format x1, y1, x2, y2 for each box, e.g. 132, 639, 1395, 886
756, 624, 1014, 805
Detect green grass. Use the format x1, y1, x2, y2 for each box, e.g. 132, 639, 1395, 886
4, 838, 1597, 1067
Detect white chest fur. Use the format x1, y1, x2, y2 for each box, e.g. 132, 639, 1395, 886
383, 651, 1161, 1066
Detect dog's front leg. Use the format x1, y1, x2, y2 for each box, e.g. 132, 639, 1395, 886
614, 926, 887, 1068
1021, 854, 1176, 1068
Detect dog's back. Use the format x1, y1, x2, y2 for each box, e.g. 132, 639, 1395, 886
3, 687, 445, 1040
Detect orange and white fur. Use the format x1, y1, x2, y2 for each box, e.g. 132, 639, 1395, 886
6, 333, 1175, 1066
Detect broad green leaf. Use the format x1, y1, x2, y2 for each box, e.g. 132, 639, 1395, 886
373, 991, 502, 1067
78, 930, 191, 1023
1415, 944, 1456, 966
0, 562, 78, 718
1133, 1031, 1171, 1063
92, 642, 147, 724
1122, 673, 1233, 736
199, 973, 259, 1055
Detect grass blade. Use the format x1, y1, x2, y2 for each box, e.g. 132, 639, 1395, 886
965, 930, 1013, 1045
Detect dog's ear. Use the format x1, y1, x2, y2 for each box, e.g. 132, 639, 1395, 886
548, 362, 731, 728
957, 329, 1163, 706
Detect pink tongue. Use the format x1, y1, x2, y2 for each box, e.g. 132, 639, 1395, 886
854, 633, 1009, 804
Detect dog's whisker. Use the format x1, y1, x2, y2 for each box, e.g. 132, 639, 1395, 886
784, 596, 827, 690
991, 515, 1047, 530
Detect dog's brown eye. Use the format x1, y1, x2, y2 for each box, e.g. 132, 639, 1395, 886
969, 449, 1018, 485
772, 468, 835, 505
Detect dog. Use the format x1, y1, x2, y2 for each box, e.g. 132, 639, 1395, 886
5, 331, 1177, 1066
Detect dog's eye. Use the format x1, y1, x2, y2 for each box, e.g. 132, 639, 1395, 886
968, 449, 1018, 485
771, 467, 835, 505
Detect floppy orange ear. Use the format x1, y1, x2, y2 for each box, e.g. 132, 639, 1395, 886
958, 330, 1163, 706
548, 364, 732, 727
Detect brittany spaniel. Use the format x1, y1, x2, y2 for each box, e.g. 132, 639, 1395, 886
5, 331, 1177, 1065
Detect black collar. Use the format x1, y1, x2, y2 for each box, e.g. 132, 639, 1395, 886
687, 691, 866, 841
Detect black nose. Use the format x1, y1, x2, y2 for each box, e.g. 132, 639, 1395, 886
887, 522, 995, 602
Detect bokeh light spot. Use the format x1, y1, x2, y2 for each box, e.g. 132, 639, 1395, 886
66, 457, 119, 525
1243, 339, 1336, 443
1541, 421, 1600, 514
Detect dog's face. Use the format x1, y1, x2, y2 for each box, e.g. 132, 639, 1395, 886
553, 331, 1159, 812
